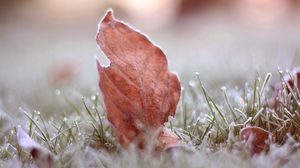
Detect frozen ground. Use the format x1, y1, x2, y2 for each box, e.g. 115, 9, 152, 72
1, 2, 300, 168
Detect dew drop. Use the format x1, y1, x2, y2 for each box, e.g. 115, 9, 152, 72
55, 89, 61, 96
189, 80, 196, 87
220, 86, 227, 91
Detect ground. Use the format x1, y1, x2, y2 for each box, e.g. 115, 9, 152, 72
1, 68, 300, 168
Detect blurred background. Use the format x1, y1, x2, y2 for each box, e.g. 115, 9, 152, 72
1, 0, 300, 115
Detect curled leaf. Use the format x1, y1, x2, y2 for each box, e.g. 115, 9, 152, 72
96, 10, 182, 150
17, 128, 54, 168
240, 126, 273, 155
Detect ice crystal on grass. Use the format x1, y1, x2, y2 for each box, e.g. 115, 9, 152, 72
0, 70, 300, 167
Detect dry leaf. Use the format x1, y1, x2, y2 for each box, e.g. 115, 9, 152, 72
240, 126, 273, 155
285, 68, 300, 90
270, 67, 300, 111
297, 69, 300, 89
96, 10, 182, 150
17, 128, 54, 168
49, 59, 80, 86
156, 128, 185, 152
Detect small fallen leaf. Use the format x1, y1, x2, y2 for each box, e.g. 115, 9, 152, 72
17, 128, 54, 168
297, 69, 300, 89
285, 68, 300, 90
270, 67, 300, 111
156, 128, 185, 152
96, 10, 182, 150
240, 126, 273, 155
49, 59, 80, 86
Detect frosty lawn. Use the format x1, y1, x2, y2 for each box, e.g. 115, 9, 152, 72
1, 10, 300, 168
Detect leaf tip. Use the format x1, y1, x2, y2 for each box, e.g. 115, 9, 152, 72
101, 9, 114, 24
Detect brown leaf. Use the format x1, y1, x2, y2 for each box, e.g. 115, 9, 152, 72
240, 126, 273, 155
288, 68, 300, 90
96, 10, 181, 149
49, 59, 81, 86
297, 69, 300, 89
156, 128, 185, 152
282, 68, 300, 91
270, 67, 300, 111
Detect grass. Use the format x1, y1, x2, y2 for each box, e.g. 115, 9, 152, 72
1, 69, 300, 167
